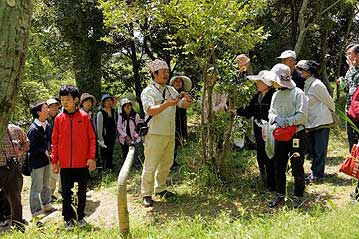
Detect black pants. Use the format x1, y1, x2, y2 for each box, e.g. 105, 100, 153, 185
100, 141, 115, 170
253, 123, 275, 190
0, 190, 11, 220
273, 130, 305, 197
347, 121, 359, 197
60, 168, 89, 222
347, 121, 359, 153
0, 166, 24, 224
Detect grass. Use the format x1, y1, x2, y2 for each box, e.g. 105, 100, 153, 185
3, 116, 359, 238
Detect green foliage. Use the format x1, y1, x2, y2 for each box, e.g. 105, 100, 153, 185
159, 0, 268, 58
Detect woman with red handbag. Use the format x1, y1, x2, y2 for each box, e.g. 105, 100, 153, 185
267, 63, 308, 208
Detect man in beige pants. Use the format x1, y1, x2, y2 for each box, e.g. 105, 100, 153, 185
140, 59, 192, 207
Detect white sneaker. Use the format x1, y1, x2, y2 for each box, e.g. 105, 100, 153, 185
78, 218, 87, 228
42, 204, 56, 213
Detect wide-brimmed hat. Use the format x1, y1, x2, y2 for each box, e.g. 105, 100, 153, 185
150, 59, 169, 73
296, 60, 319, 75
247, 70, 276, 87
46, 98, 60, 106
277, 50, 297, 59
80, 93, 97, 107
270, 64, 296, 89
234, 54, 250, 66
120, 98, 132, 107
169, 76, 192, 91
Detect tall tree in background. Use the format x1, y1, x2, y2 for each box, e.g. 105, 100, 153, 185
50, 0, 106, 99
0, 0, 33, 140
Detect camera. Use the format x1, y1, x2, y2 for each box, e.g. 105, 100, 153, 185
6, 156, 19, 169
177, 92, 185, 100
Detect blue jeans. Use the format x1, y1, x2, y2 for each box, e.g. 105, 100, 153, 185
308, 128, 330, 178
30, 164, 51, 214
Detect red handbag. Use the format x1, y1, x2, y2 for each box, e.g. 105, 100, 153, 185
340, 144, 359, 179
339, 156, 359, 179
272, 125, 297, 141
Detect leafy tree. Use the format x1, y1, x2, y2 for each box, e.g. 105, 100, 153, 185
154, 0, 268, 179
50, 0, 106, 99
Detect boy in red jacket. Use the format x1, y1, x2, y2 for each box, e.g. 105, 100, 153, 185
51, 85, 96, 230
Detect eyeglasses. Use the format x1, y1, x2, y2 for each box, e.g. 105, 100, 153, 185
280, 74, 291, 81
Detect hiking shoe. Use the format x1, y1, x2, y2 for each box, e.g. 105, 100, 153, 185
292, 197, 303, 208
78, 218, 88, 228
42, 203, 56, 213
65, 220, 76, 231
143, 196, 153, 207
155, 190, 175, 199
32, 209, 44, 218
268, 194, 284, 208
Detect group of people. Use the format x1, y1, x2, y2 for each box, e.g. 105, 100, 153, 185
232, 50, 336, 208
1, 44, 358, 231
0, 59, 193, 231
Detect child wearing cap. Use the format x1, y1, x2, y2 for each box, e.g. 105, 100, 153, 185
267, 63, 308, 208
231, 70, 276, 192
117, 98, 142, 169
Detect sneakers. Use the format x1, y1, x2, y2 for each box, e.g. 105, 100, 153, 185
143, 196, 153, 207
305, 174, 322, 183
42, 203, 57, 213
65, 220, 76, 231
268, 194, 285, 208
155, 190, 175, 199
78, 218, 88, 228
32, 209, 44, 218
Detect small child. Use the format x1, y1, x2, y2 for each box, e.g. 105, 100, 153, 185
117, 98, 142, 169
51, 85, 96, 230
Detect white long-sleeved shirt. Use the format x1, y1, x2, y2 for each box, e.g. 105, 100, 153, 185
304, 76, 335, 129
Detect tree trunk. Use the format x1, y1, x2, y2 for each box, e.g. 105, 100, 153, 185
129, 24, 144, 117
72, 40, 102, 100
0, 0, 33, 141
336, 7, 355, 100
319, 14, 333, 96
294, 0, 309, 55
54, 0, 104, 100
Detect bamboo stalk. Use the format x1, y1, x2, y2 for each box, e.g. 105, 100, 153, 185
117, 145, 135, 238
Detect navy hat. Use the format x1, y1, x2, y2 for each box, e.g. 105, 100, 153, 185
101, 94, 114, 103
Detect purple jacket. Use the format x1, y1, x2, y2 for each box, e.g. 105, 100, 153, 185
117, 113, 142, 144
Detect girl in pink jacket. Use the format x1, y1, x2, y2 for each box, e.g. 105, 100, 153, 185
117, 98, 142, 169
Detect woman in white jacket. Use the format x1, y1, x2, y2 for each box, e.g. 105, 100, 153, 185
296, 60, 335, 182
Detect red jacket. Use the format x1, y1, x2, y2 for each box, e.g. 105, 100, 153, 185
51, 109, 96, 168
